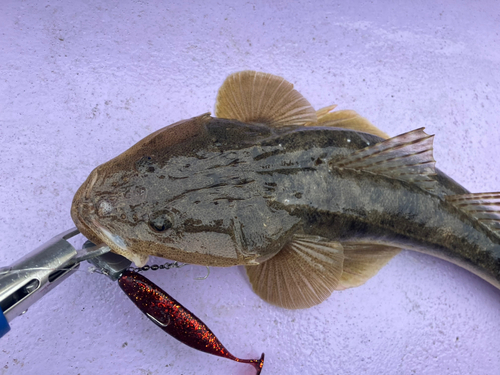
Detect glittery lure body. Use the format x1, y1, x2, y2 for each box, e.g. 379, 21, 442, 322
118, 270, 265, 374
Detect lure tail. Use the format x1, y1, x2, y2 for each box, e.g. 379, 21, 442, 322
118, 270, 265, 374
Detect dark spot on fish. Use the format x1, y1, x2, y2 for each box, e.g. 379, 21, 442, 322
264, 181, 277, 192
159, 175, 166, 179
184, 218, 203, 227
147, 166, 155, 173
280, 160, 294, 167
194, 201, 200, 204
227, 158, 244, 167
257, 167, 316, 175
254, 148, 286, 161
295, 192, 303, 198
149, 215, 173, 232
235, 178, 254, 187
314, 158, 323, 166
135, 156, 154, 172
214, 197, 245, 203
168, 175, 189, 180
207, 164, 223, 170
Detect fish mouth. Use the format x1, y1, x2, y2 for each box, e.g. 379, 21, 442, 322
71, 201, 101, 245
71, 169, 102, 245
87, 218, 153, 267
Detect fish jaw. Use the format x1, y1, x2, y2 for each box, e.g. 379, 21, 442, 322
71, 167, 102, 246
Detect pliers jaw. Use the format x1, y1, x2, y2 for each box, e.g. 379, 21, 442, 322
0, 228, 81, 323
83, 240, 131, 281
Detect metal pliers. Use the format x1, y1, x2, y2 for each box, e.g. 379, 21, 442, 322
0, 228, 131, 337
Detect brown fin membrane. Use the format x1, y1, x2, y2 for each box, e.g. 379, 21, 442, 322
215, 71, 317, 127
314, 104, 338, 119
304, 105, 389, 139
336, 242, 401, 290
330, 128, 437, 192
446, 192, 500, 237
245, 234, 344, 309
320, 109, 390, 139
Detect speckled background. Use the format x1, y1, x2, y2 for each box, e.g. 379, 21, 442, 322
1, 1, 499, 374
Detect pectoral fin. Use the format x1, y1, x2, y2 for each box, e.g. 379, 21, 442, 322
246, 237, 402, 308
215, 71, 317, 127
330, 128, 437, 192
245, 234, 344, 309
336, 242, 401, 290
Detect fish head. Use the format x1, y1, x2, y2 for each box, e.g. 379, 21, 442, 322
71, 114, 295, 267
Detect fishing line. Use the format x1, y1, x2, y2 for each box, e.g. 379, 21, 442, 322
0, 262, 211, 281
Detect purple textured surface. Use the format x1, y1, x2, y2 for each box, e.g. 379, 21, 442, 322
1, 1, 499, 374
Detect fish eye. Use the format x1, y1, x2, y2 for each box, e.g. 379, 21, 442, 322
149, 214, 173, 232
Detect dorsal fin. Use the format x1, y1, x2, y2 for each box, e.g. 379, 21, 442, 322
215, 71, 317, 127
315, 104, 338, 119
306, 105, 389, 139
330, 128, 437, 192
245, 234, 344, 309
446, 192, 500, 237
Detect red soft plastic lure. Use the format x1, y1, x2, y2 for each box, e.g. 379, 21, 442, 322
118, 270, 265, 374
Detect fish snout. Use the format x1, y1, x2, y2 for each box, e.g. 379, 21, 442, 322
71, 189, 100, 244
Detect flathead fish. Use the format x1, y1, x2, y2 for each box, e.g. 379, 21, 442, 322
72, 71, 500, 309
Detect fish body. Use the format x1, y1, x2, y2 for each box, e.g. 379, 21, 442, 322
72, 71, 500, 309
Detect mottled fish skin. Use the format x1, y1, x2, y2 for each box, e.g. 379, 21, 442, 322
72, 115, 500, 289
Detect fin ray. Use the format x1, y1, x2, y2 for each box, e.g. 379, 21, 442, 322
215, 71, 317, 127
246, 234, 344, 309
446, 192, 500, 235
336, 242, 401, 290
330, 128, 437, 192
